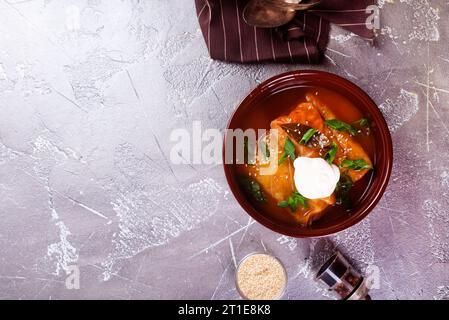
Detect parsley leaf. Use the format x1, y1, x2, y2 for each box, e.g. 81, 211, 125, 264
335, 174, 353, 206
278, 191, 308, 212
353, 118, 369, 127
325, 142, 338, 164
340, 159, 372, 170
300, 128, 317, 145
240, 177, 266, 202
278, 137, 296, 165
325, 119, 358, 136
278, 200, 289, 208
260, 141, 270, 160
244, 136, 255, 165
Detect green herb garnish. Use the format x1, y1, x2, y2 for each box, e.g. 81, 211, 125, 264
340, 159, 372, 170
325, 119, 358, 136
243, 136, 255, 165
353, 118, 369, 127
260, 141, 270, 160
325, 142, 338, 164
335, 174, 353, 206
278, 191, 308, 212
240, 177, 266, 202
278, 137, 296, 165
300, 128, 317, 145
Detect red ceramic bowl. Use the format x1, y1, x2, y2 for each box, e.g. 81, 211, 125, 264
223, 70, 393, 238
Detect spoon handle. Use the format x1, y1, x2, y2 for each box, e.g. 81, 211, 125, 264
282, 1, 321, 11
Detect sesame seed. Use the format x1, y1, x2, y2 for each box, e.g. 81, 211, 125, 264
236, 254, 286, 300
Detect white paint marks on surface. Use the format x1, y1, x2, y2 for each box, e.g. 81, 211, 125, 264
276, 235, 297, 252
33, 136, 66, 159
290, 239, 337, 299
229, 238, 237, 269
330, 33, 356, 44
326, 47, 351, 58
377, 0, 394, 9
0, 61, 52, 96
47, 221, 79, 276
441, 171, 449, 189
379, 25, 404, 53
68, 198, 109, 221
30, 135, 81, 276
0, 142, 19, 165
0, 62, 16, 92
400, 0, 440, 42
292, 239, 315, 280
101, 178, 225, 280
65, 50, 124, 108
190, 218, 255, 259
44, 184, 80, 277
379, 89, 419, 132
288, 219, 375, 299
434, 286, 449, 300
380, 26, 399, 41
33, 135, 85, 163
422, 199, 449, 263
332, 219, 375, 266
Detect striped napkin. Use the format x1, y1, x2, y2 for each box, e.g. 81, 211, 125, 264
195, 0, 376, 63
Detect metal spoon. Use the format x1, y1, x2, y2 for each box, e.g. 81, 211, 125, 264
243, 0, 321, 28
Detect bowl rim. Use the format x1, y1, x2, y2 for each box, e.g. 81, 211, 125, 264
223, 70, 393, 238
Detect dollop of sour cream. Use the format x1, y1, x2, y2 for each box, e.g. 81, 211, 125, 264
293, 157, 340, 200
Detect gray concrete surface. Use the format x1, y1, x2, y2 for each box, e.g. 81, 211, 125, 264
0, 0, 448, 299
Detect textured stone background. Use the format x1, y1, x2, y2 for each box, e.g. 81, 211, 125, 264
0, 0, 448, 299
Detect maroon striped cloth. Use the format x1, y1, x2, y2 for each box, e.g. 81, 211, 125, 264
195, 0, 375, 63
